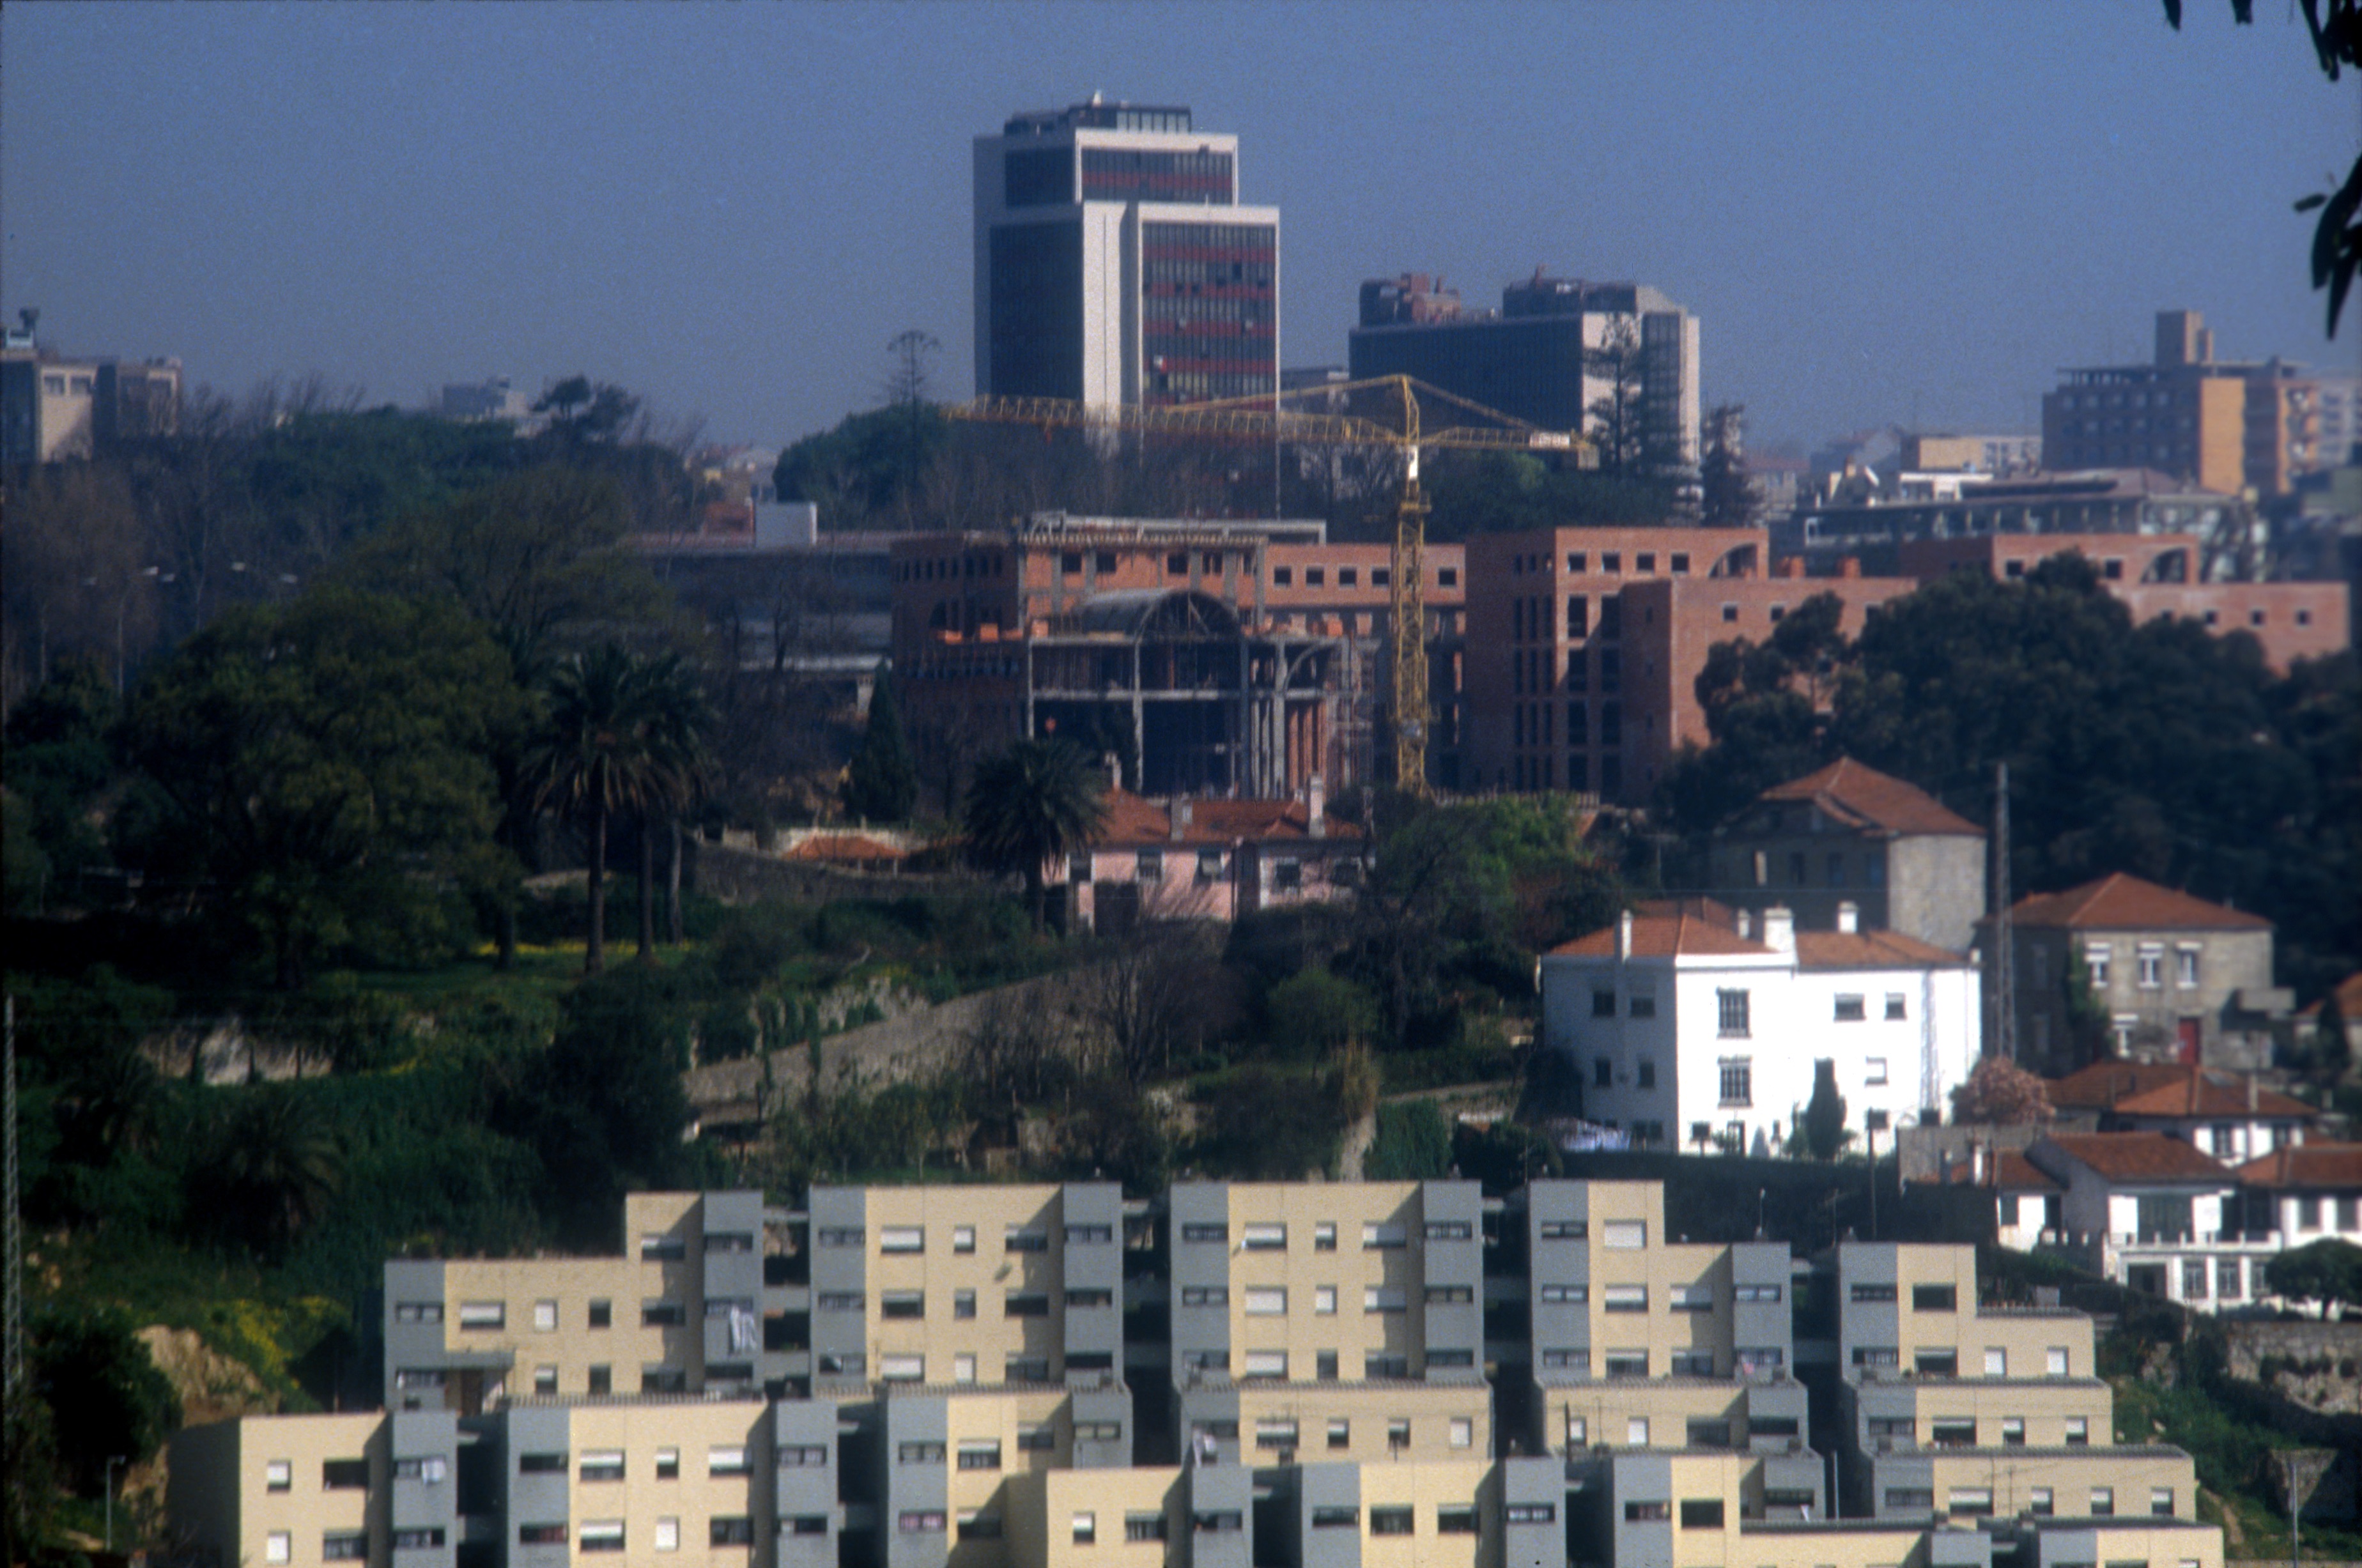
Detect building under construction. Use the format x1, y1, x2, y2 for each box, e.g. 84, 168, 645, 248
891, 514, 1467, 801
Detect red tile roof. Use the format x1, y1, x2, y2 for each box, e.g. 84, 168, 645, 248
2045, 1061, 2204, 1111
2038, 1132, 2234, 1183
2108, 1074, 2317, 1121
1795, 929, 1967, 970
1086, 788, 1362, 849
1758, 757, 1983, 837
783, 833, 906, 865
2228, 1143, 2362, 1189
2002, 872, 2271, 932
1549, 911, 1770, 959
1943, 1149, 2063, 1192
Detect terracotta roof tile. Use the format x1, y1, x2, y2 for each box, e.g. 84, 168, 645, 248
1549, 912, 1770, 959
2037, 1132, 2234, 1183
1794, 930, 1968, 970
2108, 1073, 2317, 1121
1945, 1149, 2064, 1191
2002, 872, 2271, 932
1086, 788, 1362, 848
783, 833, 906, 864
2044, 1061, 2202, 1111
1757, 757, 1983, 837
2228, 1142, 2362, 1189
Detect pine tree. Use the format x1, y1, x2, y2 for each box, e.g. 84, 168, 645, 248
1803, 1059, 1849, 1160
1698, 403, 1763, 529
845, 665, 918, 823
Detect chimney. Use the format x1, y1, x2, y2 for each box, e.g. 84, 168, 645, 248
1763, 905, 1795, 955
1839, 557, 1863, 579
1170, 798, 1191, 842
1836, 900, 1860, 934
1616, 909, 1633, 960
1307, 775, 1326, 838
1777, 557, 1807, 580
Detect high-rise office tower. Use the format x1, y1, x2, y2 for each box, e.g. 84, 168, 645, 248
974, 97, 1279, 408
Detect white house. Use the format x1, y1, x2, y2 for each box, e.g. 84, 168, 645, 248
1540, 900, 1980, 1155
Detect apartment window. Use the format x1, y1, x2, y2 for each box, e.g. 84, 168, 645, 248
2218, 1257, 2244, 1300
1866, 1057, 1889, 1086
1065, 1287, 1113, 1309
2002, 1418, 2025, 1445
2065, 1417, 2089, 1445
1912, 1284, 1957, 1312
1734, 1282, 1782, 1303
1591, 987, 1617, 1018
580, 1450, 625, 1482
1670, 1349, 1715, 1376
2049, 1347, 2071, 1377
517, 1525, 567, 1547
957, 1441, 1001, 1472
1241, 1221, 1287, 1250
1242, 1349, 1288, 1380
324, 1458, 371, 1488
1669, 1283, 1714, 1312
1601, 1220, 1646, 1249
1605, 1351, 1649, 1378
1364, 1285, 1407, 1312
1538, 1283, 1588, 1304
879, 1225, 924, 1254
1718, 1060, 1752, 1107
1984, 1348, 2007, 1376
586, 1298, 610, 1328
2182, 1259, 2209, 1298
458, 1301, 505, 1330
952, 1287, 976, 1319
1362, 1221, 1407, 1249
1065, 1222, 1113, 1245
1540, 1220, 1588, 1241
642, 1301, 684, 1326
653, 1447, 679, 1479
1123, 1512, 1168, 1544
1717, 989, 1750, 1037
1180, 1286, 1228, 1308
1005, 1354, 1051, 1383
1679, 1499, 1726, 1529
265, 1458, 292, 1492
1834, 994, 1866, 1022
2030, 1487, 2055, 1517
1881, 1489, 1933, 1512
708, 1445, 750, 1477
1072, 1512, 1098, 1545
393, 1530, 447, 1551
394, 1301, 442, 1324
880, 1290, 923, 1319
640, 1233, 686, 1260
532, 1298, 559, 1332
1004, 1226, 1048, 1253
1312, 1221, 1337, 1251
2085, 944, 2111, 986
1180, 1222, 1228, 1244
2138, 946, 2163, 988
896, 1513, 945, 1537
951, 1224, 975, 1253
778, 1446, 828, 1468
1272, 565, 1293, 586
2175, 947, 2200, 987
1014, 1423, 1056, 1452
954, 1510, 1002, 1542
952, 1353, 975, 1383
1947, 1487, 1994, 1518
576, 1523, 625, 1555
323, 1535, 367, 1562
1304, 567, 1325, 587
1004, 1291, 1050, 1318
2152, 1487, 2176, 1517
1851, 1282, 1897, 1303
1853, 1347, 1899, 1368
1931, 1418, 1977, 1447
896, 1441, 945, 1464
1370, 1507, 1414, 1537
2090, 1487, 2115, 1518
1506, 1503, 1557, 1525
1310, 1507, 1358, 1531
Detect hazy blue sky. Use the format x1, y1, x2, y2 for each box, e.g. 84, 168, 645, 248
4, 3, 2354, 452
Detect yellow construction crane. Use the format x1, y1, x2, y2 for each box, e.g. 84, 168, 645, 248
947, 374, 1589, 795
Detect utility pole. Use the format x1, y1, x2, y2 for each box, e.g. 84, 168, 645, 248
1991, 762, 2016, 1065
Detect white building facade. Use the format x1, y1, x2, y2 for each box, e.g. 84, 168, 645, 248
1540, 904, 1980, 1155
975, 98, 1279, 409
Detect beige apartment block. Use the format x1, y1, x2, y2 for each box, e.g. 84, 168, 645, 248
169, 1413, 389, 1568
860, 1187, 1079, 1387
1542, 1378, 1756, 1453
1841, 1243, 2095, 1380
555, 1399, 778, 1559
1917, 1446, 2198, 1523
1229, 1378, 1492, 1464
1851, 1376, 2115, 1451
1002, 1468, 1187, 1568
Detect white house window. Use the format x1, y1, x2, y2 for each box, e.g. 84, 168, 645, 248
1242, 1287, 1286, 1316
2175, 947, 2200, 987
1718, 1060, 1753, 1107
1885, 993, 1906, 1020
879, 1226, 924, 1254
1865, 1057, 1888, 1086
2085, 944, 2111, 986
1834, 994, 1865, 1022
2138, 946, 2163, 988
1717, 989, 1751, 1038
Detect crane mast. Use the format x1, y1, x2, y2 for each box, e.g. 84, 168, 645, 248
947, 374, 1587, 796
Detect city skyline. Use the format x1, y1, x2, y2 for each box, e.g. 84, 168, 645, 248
3, 2, 2350, 454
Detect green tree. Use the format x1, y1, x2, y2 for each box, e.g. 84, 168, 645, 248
1803, 1059, 1848, 1160
201, 1085, 346, 1256
530, 643, 702, 973
1265, 967, 1379, 1057
29, 1304, 180, 1497
1364, 1100, 1454, 1180
2263, 1237, 2362, 1314
2162, 1, 2361, 336
1697, 403, 1763, 530
961, 739, 1109, 933
125, 587, 519, 987
622, 650, 716, 959
844, 665, 919, 823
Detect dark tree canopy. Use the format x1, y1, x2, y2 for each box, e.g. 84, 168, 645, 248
961, 739, 1110, 932
844, 666, 919, 824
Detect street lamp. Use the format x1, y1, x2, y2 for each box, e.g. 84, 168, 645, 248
105, 1454, 128, 1551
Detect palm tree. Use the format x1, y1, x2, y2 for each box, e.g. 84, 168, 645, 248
961, 739, 1109, 933
626, 651, 715, 960
530, 643, 677, 974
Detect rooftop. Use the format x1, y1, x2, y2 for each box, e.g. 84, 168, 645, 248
1088, 787, 1361, 849
1756, 758, 1984, 838
1794, 929, 1968, 971
2228, 1142, 2362, 1190
2106, 1072, 2315, 1122
2034, 1132, 2234, 1184
2000, 872, 2271, 933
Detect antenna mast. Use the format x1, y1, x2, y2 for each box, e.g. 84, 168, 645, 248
1991, 763, 2016, 1065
